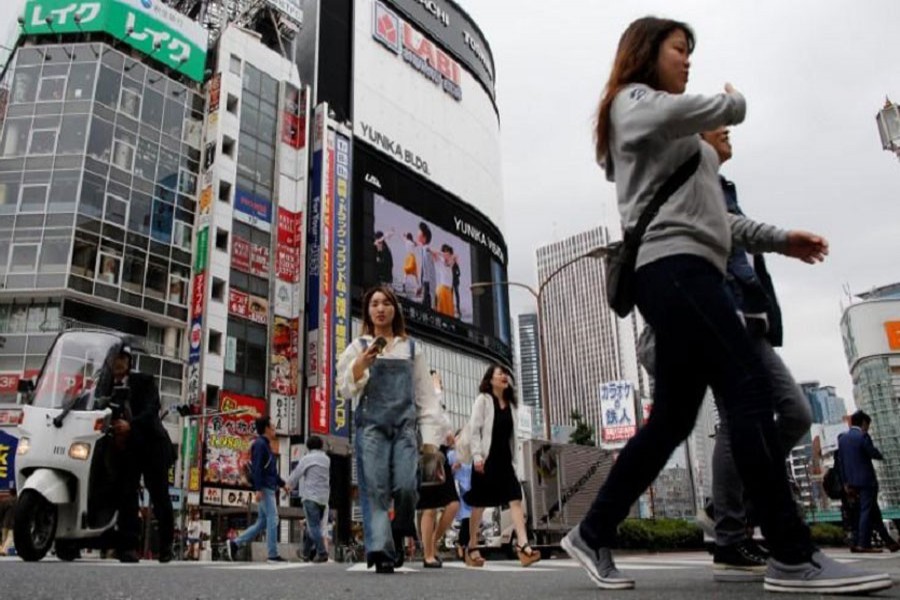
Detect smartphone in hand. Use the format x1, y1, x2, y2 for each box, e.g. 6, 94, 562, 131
372, 337, 388, 354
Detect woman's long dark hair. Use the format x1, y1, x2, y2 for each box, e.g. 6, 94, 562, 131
479, 364, 517, 408
361, 285, 407, 337
594, 16, 694, 161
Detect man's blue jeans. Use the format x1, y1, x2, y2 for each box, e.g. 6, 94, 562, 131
303, 500, 327, 558
234, 488, 279, 559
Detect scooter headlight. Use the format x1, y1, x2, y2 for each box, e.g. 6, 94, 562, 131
16, 437, 30, 455
68, 442, 91, 460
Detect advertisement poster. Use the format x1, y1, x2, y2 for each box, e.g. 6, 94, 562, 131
0, 429, 17, 492
234, 187, 273, 232
599, 381, 637, 449
306, 105, 328, 433
202, 392, 266, 497
271, 393, 296, 435
231, 236, 251, 273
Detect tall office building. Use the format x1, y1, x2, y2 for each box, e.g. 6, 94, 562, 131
801, 381, 848, 425
516, 312, 541, 437
535, 225, 645, 442
841, 282, 900, 505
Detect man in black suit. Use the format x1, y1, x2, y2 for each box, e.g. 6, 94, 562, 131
112, 346, 175, 563
838, 410, 899, 553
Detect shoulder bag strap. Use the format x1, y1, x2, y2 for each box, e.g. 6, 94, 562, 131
629, 150, 701, 244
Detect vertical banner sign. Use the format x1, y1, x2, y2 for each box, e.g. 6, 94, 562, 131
330, 131, 352, 438
316, 128, 336, 435
306, 104, 328, 434
599, 380, 637, 449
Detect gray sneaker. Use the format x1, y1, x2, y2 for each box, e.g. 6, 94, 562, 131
561, 527, 635, 590
764, 550, 893, 594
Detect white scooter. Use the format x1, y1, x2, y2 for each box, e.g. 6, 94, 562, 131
14, 330, 134, 561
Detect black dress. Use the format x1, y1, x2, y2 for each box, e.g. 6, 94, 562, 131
464, 396, 522, 507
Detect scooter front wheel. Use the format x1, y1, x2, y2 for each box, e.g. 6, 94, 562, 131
13, 490, 58, 561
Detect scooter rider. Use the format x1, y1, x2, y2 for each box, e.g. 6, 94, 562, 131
111, 346, 175, 563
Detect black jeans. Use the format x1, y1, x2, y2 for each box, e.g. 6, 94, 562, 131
579, 255, 813, 564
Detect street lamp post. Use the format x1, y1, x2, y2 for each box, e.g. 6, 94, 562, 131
471, 246, 608, 441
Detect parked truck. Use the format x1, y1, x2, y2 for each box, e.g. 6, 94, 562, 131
488, 439, 615, 552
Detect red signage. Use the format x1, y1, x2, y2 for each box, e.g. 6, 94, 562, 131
232, 236, 251, 273
277, 209, 302, 248
191, 272, 206, 317
228, 289, 249, 319
250, 244, 270, 278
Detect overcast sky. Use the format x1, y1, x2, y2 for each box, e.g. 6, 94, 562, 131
456, 0, 900, 405
3, 1, 898, 405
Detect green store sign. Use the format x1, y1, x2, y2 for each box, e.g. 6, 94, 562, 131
21, 0, 208, 82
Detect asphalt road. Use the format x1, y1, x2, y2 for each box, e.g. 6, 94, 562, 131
3, 549, 900, 599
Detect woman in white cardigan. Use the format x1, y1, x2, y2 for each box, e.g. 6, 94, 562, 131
463, 364, 540, 568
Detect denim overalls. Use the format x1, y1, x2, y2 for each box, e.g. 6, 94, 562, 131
354, 338, 419, 565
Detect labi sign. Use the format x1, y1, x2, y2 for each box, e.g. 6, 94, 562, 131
21, 0, 208, 82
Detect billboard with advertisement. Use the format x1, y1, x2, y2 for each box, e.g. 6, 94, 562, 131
202, 392, 266, 502
354, 0, 502, 226
353, 143, 511, 361
234, 188, 273, 232
599, 381, 637, 449
21, 0, 208, 82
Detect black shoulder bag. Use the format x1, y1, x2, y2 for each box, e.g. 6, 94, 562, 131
605, 151, 701, 318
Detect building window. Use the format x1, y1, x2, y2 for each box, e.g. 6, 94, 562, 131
37, 76, 66, 102
169, 273, 188, 305
96, 252, 121, 285
218, 180, 232, 204
211, 277, 225, 302
226, 94, 239, 114
121, 252, 145, 294
229, 55, 242, 76
19, 185, 48, 213
112, 139, 135, 171
57, 114, 89, 155
208, 330, 222, 355
104, 193, 128, 226
150, 199, 174, 244
145, 259, 168, 300
1, 118, 29, 156
9, 244, 38, 273
11, 66, 39, 103
119, 86, 141, 119
38, 237, 70, 274
173, 220, 192, 252
215, 228, 229, 251
28, 129, 57, 155
222, 135, 236, 158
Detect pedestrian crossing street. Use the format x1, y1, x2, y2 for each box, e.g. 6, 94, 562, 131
3, 549, 891, 572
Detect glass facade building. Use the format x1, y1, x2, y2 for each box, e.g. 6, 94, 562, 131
0, 41, 199, 417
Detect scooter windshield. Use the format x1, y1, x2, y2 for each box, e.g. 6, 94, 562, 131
31, 331, 123, 410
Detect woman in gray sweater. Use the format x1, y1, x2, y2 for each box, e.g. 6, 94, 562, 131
561, 16, 890, 596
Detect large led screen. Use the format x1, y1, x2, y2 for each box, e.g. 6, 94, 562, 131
353, 144, 510, 361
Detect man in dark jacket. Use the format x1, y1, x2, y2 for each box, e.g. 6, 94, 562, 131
698, 128, 813, 581
838, 411, 899, 552
113, 347, 175, 563
226, 416, 287, 562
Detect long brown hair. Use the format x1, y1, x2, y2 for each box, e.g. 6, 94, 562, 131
594, 17, 695, 161
361, 285, 407, 337
479, 364, 517, 408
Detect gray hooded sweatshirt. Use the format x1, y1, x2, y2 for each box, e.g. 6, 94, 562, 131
606, 83, 788, 273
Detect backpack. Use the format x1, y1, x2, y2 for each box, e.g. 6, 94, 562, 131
823, 453, 844, 500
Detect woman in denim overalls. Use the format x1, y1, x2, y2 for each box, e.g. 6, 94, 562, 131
337, 286, 452, 574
